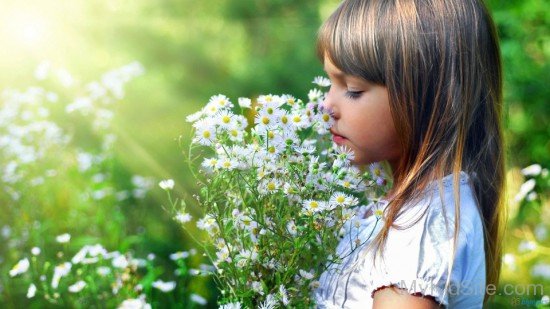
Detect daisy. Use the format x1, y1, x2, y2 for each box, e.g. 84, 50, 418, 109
68, 280, 86, 293
308, 88, 324, 102
201, 157, 219, 171
290, 112, 308, 129
281, 94, 298, 107
27, 283, 36, 298
152, 280, 176, 293
303, 199, 325, 213
334, 145, 355, 167
238, 97, 252, 108
208, 94, 233, 109
369, 162, 386, 185
312, 76, 331, 87
216, 110, 237, 129
217, 157, 238, 170
9, 258, 30, 277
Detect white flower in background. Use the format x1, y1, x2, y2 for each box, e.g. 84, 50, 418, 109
56, 233, 71, 243
503, 253, 516, 271
521, 164, 542, 177
152, 280, 176, 292
118, 296, 152, 309
251, 281, 264, 295
329, 192, 356, 208
68, 280, 86, 293
169, 251, 190, 260
535, 224, 548, 241
52, 262, 72, 289
216, 110, 237, 129
27, 283, 37, 298
515, 178, 536, 202
258, 293, 278, 309
219, 303, 242, 309
531, 263, 550, 280
312, 76, 331, 87
31, 247, 41, 256
286, 220, 298, 236
201, 157, 219, 171
34, 61, 51, 80
97, 266, 111, 277
217, 157, 239, 170
193, 124, 217, 146
112, 255, 129, 269
174, 212, 192, 224
190, 293, 207, 305
278, 284, 290, 305
541, 295, 549, 305
186, 110, 204, 123
299, 269, 315, 280
9, 258, 30, 277
518, 240, 537, 253
238, 97, 252, 108
158, 179, 175, 190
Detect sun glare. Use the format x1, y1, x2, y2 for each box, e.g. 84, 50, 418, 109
3, 9, 51, 47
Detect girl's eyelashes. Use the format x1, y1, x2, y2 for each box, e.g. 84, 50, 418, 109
344, 90, 363, 100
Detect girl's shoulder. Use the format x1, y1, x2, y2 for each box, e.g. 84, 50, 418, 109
367, 172, 486, 307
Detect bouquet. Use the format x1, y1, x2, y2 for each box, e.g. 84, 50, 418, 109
175, 77, 387, 307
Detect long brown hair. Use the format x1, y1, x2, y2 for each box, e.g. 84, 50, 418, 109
317, 0, 506, 304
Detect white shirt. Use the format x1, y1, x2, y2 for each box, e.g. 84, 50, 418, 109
315, 172, 486, 308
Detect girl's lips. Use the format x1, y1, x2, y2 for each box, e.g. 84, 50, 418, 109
331, 132, 347, 144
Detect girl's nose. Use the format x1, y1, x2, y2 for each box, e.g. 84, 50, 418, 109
321, 87, 337, 118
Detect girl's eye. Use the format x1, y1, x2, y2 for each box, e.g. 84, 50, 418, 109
344, 90, 363, 100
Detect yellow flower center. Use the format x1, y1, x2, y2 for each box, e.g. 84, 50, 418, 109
202, 131, 211, 138
267, 182, 276, 191
293, 116, 301, 123
281, 115, 288, 124
230, 130, 238, 137
222, 115, 231, 123
322, 114, 330, 122
310, 201, 319, 209
336, 196, 345, 204
262, 117, 270, 125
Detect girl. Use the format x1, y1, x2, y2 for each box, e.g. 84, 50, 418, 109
314, 0, 506, 308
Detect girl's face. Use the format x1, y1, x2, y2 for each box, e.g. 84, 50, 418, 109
322, 56, 402, 167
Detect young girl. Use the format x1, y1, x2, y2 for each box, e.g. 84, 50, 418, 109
314, 0, 506, 308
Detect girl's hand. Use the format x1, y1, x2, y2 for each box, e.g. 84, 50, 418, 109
373, 286, 443, 309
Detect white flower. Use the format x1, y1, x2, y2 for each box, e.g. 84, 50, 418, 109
308, 88, 323, 102
219, 303, 242, 309
333, 146, 355, 167
118, 296, 152, 309
251, 281, 264, 295
329, 192, 356, 208
9, 258, 30, 277
286, 220, 298, 236
27, 283, 37, 298
174, 212, 192, 223
278, 284, 290, 305
68, 280, 86, 293
56, 233, 71, 243
152, 280, 176, 292
31, 247, 41, 256
190, 293, 207, 305
542, 295, 549, 305
238, 97, 252, 108
521, 164, 542, 176
312, 76, 331, 87
518, 240, 537, 253
97, 266, 111, 277
112, 255, 129, 269
531, 263, 550, 279
503, 253, 516, 270
169, 251, 190, 260
535, 224, 548, 241
302, 199, 326, 213
159, 179, 175, 190
208, 94, 232, 110
52, 262, 72, 289
515, 178, 536, 202
299, 269, 315, 280
258, 294, 278, 309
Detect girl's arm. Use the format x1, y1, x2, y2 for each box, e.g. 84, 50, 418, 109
373, 286, 443, 309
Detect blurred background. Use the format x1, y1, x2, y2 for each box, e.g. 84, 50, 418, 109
0, 0, 548, 307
